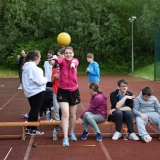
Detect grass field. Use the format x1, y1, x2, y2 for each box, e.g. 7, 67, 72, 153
129, 64, 154, 81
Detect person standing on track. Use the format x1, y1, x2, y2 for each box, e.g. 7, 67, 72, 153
86, 53, 100, 84
22, 50, 47, 135
17, 50, 26, 89
44, 50, 54, 87
108, 79, 139, 141
52, 46, 80, 146
77, 82, 107, 141
48, 55, 61, 130
133, 86, 160, 143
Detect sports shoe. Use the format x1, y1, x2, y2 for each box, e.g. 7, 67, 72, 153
81, 130, 89, 140
143, 135, 152, 143
96, 133, 102, 141
25, 129, 31, 135
129, 133, 139, 140
69, 133, 77, 141
62, 138, 69, 146
18, 86, 22, 89
112, 131, 122, 140
30, 130, 44, 135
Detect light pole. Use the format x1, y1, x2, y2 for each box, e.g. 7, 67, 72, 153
129, 16, 136, 72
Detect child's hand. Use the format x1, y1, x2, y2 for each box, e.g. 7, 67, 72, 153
141, 114, 147, 121
52, 55, 58, 59
108, 108, 116, 115
70, 63, 75, 68
126, 95, 135, 100
70, 63, 77, 72
86, 68, 89, 72
77, 118, 83, 125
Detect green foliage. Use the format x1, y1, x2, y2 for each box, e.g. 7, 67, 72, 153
1, 0, 159, 73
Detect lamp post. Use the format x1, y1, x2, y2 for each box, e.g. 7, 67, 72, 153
129, 16, 136, 72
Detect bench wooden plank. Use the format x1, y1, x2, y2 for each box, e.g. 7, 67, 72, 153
0, 121, 156, 140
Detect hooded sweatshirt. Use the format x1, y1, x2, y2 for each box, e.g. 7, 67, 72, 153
22, 62, 47, 98
55, 58, 79, 91
80, 93, 107, 119
133, 93, 160, 116
87, 61, 100, 83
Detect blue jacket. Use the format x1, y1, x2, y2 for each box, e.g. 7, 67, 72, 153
87, 61, 100, 83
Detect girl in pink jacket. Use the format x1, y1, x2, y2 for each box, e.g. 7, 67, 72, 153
53, 46, 80, 146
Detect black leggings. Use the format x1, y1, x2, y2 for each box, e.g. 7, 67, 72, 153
27, 91, 44, 131
40, 98, 52, 118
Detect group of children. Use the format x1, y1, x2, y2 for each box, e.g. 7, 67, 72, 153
21, 46, 160, 147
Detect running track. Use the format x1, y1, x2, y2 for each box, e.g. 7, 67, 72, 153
0, 75, 160, 160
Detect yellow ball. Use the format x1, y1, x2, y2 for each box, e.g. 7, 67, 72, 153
57, 32, 71, 46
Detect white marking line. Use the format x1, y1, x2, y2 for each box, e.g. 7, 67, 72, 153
4, 147, 12, 160
0, 91, 21, 110
99, 142, 112, 160
23, 135, 35, 160
80, 102, 112, 160
148, 124, 158, 133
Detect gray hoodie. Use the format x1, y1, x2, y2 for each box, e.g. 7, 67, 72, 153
133, 93, 160, 116
22, 62, 47, 98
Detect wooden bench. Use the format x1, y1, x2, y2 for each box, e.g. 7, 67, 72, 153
0, 122, 39, 140
0, 120, 158, 140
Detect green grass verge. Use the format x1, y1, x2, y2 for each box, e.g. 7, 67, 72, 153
0, 64, 155, 81
129, 64, 154, 81
0, 66, 18, 78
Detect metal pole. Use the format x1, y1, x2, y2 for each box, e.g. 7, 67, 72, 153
132, 19, 134, 72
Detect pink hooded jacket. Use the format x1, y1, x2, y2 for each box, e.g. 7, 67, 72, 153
56, 58, 79, 91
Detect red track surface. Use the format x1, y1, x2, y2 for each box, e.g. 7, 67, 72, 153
0, 75, 160, 160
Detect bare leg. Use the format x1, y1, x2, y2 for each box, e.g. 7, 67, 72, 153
69, 105, 77, 134
59, 102, 69, 138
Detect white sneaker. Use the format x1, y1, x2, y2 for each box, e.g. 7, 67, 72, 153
18, 86, 22, 89
143, 135, 152, 143
129, 133, 139, 140
112, 131, 122, 140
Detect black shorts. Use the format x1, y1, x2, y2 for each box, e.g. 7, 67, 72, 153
57, 88, 81, 106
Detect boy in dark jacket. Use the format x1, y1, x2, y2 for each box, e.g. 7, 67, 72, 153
108, 79, 139, 140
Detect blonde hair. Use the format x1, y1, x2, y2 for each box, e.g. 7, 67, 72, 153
87, 53, 94, 59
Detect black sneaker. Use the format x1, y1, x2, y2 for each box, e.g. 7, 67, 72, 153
30, 130, 44, 135
25, 129, 31, 135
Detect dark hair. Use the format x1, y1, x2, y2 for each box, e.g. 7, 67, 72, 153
53, 63, 59, 69
48, 50, 54, 55
89, 82, 103, 94
57, 48, 64, 55
117, 79, 128, 87
64, 46, 74, 53
25, 50, 40, 62
142, 86, 154, 96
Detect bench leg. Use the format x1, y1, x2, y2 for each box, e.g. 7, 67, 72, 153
21, 126, 26, 140
110, 125, 113, 134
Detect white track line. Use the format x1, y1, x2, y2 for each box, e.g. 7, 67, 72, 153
4, 147, 12, 160
80, 102, 112, 160
0, 91, 21, 110
148, 124, 158, 133
23, 135, 35, 160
